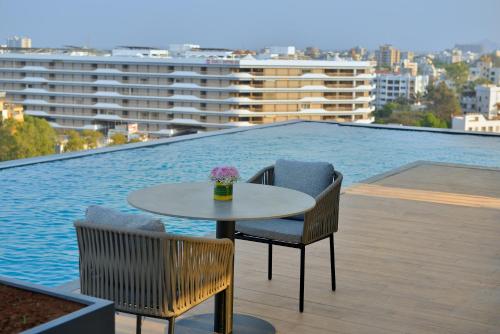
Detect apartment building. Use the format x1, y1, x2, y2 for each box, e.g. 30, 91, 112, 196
0, 92, 24, 122
452, 114, 500, 133
0, 52, 375, 134
454, 84, 500, 133
374, 74, 428, 108
6, 36, 32, 49
375, 45, 400, 68
470, 60, 500, 85
476, 85, 500, 118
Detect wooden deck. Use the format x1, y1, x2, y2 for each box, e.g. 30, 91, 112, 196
75, 162, 500, 333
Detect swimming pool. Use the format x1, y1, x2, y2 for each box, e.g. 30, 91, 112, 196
1, 122, 500, 286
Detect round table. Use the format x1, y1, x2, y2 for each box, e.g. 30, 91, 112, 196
128, 182, 315, 334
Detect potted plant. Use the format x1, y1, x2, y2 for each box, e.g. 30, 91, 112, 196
210, 166, 240, 201
0, 276, 114, 334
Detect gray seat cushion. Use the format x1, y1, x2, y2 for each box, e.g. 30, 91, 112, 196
85, 205, 165, 232
236, 219, 303, 243
274, 159, 334, 220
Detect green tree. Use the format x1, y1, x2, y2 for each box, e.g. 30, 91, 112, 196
64, 130, 85, 152
418, 112, 448, 128
444, 62, 469, 92
425, 82, 460, 124
81, 130, 103, 149
110, 133, 127, 146
0, 116, 56, 162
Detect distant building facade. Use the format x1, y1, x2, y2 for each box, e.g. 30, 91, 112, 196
268, 46, 296, 57
112, 47, 169, 58
400, 51, 414, 62
0, 52, 376, 135
476, 85, 500, 118
452, 114, 500, 133
470, 60, 500, 85
436, 49, 462, 64
376, 45, 400, 68
0, 92, 24, 122
454, 84, 500, 133
454, 43, 484, 54
6, 36, 31, 48
374, 74, 428, 108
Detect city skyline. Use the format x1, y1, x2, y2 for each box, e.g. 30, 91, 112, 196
1, 0, 499, 52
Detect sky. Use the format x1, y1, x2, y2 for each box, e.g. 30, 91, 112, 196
1, 0, 499, 52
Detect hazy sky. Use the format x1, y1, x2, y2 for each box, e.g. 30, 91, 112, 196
1, 0, 499, 51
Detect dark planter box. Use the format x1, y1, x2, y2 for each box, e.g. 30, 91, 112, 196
0, 276, 115, 334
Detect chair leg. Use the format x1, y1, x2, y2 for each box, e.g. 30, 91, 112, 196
136, 315, 142, 334
168, 317, 175, 334
299, 245, 305, 312
330, 234, 336, 291
268, 242, 273, 280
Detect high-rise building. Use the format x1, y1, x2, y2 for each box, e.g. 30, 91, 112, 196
376, 45, 400, 68
305, 47, 321, 59
0, 52, 375, 135
374, 74, 428, 108
401, 51, 414, 62
6, 36, 32, 48
400, 60, 418, 76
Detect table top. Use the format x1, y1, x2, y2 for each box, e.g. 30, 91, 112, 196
127, 182, 316, 221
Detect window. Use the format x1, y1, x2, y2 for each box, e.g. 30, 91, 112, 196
122, 110, 128, 116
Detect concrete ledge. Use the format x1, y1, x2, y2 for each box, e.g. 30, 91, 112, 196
2, 119, 499, 171
0, 120, 301, 170
316, 120, 500, 137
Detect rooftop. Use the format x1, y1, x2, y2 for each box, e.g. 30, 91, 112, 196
62, 161, 500, 333
1, 121, 499, 332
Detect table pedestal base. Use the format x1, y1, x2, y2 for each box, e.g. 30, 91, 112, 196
175, 313, 276, 334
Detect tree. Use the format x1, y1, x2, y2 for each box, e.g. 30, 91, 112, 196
109, 133, 127, 146
0, 116, 56, 162
64, 130, 85, 152
81, 130, 103, 149
425, 82, 461, 124
418, 112, 448, 128
444, 62, 469, 92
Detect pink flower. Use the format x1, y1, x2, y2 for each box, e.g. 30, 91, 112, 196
210, 166, 240, 184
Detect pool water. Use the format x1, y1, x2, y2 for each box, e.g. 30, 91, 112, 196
1, 122, 500, 286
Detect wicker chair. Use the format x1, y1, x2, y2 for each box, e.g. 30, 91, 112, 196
235, 163, 342, 312
75, 221, 234, 334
